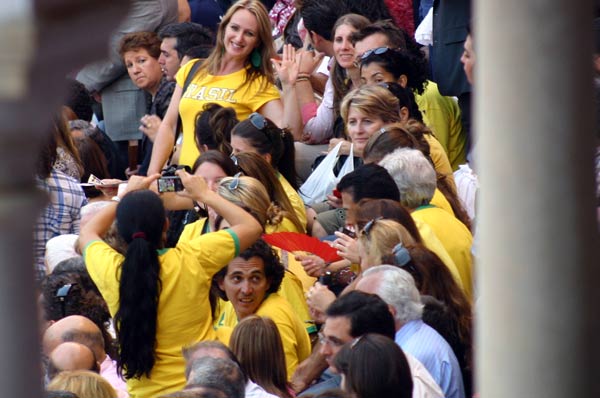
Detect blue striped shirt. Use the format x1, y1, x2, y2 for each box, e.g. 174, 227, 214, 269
396, 319, 465, 398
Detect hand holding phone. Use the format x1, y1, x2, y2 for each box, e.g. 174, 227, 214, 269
157, 176, 184, 193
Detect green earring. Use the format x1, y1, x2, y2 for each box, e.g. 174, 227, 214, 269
250, 48, 261, 68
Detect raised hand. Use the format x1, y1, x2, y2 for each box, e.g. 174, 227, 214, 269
176, 169, 210, 201
272, 44, 300, 87
333, 230, 360, 264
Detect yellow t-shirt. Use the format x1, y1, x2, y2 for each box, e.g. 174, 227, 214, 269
176, 61, 281, 167
413, 218, 464, 292
213, 270, 316, 338
431, 188, 455, 216
178, 217, 209, 242
277, 270, 317, 334
411, 205, 474, 300
415, 81, 467, 170
265, 217, 302, 234
215, 293, 311, 378
424, 134, 456, 191
84, 229, 240, 398
277, 173, 307, 231
182, 216, 316, 336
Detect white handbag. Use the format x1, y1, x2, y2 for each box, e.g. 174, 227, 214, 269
299, 142, 354, 206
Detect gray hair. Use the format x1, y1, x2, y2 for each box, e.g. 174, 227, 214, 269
182, 340, 238, 379
186, 357, 245, 398
362, 265, 423, 323
378, 148, 436, 209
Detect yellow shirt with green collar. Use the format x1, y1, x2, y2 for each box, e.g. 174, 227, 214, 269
431, 188, 455, 216
176, 60, 280, 167
83, 228, 240, 398
182, 216, 316, 339
178, 217, 209, 243
411, 204, 474, 300
215, 292, 311, 378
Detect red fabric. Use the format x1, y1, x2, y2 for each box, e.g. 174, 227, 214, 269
384, 0, 415, 37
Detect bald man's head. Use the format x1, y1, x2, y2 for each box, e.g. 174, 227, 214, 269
47, 342, 99, 380
43, 315, 105, 361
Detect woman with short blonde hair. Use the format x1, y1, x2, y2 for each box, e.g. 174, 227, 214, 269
47, 370, 116, 398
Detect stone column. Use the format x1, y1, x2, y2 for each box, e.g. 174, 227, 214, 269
476, 1, 600, 397
0, 1, 129, 396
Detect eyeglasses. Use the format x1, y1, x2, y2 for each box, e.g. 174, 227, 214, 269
248, 112, 268, 131
55, 283, 76, 318
318, 332, 346, 348
228, 172, 242, 191
361, 217, 382, 238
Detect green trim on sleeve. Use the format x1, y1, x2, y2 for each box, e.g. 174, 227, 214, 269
82, 240, 102, 260
225, 229, 240, 257
306, 324, 318, 334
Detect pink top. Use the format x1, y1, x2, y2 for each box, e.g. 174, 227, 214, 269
101, 355, 129, 398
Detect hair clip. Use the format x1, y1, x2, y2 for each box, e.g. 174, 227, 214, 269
392, 243, 411, 267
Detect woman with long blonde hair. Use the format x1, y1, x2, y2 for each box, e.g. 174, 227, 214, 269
232, 152, 305, 232
148, 0, 300, 173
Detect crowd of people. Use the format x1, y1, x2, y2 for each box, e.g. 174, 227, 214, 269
34, 0, 600, 398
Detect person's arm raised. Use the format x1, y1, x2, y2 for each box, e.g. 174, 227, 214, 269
271, 44, 304, 141
147, 84, 182, 175
176, 170, 262, 251
78, 174, 161, 252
